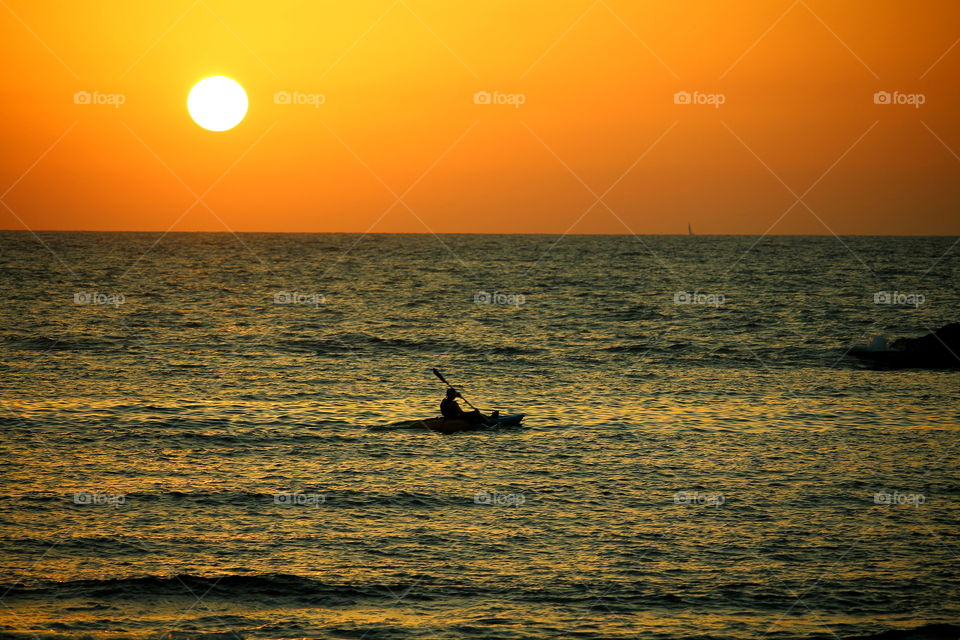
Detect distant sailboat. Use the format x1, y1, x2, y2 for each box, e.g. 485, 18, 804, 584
687, 222, 694, 236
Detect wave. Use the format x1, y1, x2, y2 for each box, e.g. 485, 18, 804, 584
1, 488, 472, 510
2, 334, 122, 351
278, 332, 541, 356
846, 624, 960, 640
1, 573, 437, 606
114, 428, 357, 446
275, 337, 355, 354
603, 342, 690, 353
5, 573, 960, 638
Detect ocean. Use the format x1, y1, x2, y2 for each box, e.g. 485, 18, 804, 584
1, 232, 958, 640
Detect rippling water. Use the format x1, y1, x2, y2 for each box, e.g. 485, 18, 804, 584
1, 232, 958, 640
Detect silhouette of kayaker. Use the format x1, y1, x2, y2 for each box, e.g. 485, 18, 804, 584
440, 387, 497, 424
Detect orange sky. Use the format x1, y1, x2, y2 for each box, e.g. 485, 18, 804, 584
1, 0, 958, 234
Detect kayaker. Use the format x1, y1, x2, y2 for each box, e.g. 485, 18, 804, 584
441, 388, 497, 424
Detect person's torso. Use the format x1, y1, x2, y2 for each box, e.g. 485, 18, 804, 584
440, 398, 462, 419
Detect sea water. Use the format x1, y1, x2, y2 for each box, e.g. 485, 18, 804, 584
1, 232, 958, 639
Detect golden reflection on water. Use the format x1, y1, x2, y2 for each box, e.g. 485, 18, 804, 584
3, 234, 958, 639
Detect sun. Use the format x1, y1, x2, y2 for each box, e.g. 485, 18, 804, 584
187, 76, 248, 132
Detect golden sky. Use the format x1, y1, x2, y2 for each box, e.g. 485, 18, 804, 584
1, 0, 958, 234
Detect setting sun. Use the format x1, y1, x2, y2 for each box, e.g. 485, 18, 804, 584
186, 75, 247, 132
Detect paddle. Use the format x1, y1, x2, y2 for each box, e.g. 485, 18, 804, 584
432, 368, 479, 411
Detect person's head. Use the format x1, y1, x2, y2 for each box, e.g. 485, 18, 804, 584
445, 388, 459, 399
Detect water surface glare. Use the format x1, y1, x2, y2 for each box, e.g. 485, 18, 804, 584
1, 232, 958, 640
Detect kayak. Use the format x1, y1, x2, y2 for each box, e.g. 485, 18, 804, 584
374, 413, 525, 434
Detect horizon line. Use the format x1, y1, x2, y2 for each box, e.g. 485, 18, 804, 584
1, 229, 958, 237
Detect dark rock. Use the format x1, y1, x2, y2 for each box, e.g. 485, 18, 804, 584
850, 323, 960, 369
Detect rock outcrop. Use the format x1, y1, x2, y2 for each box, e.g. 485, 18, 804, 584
850, 323, 960, 369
